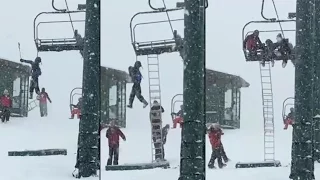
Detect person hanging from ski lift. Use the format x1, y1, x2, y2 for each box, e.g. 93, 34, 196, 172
20, 57, 42, 99
273, 33, 292, 67
37, 88, 52, 117
106, 120, 126, 166
150, 100, 165, 160
171, 104, 184, 128
74, 29, 84, 57
284, 107, 294, 130
70, 97, 82, 119
207, 123, 227, 168
243, 30, 263, 60
0, 89, 12, 123
127, 61, 148, 108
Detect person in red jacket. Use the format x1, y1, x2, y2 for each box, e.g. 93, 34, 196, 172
0, 89, 12, 122
106, 120, 126, 165
284, 107, 294, 130
207, 123, 226, 169
70, 97, 82, 119
243, 30, 263, 58
37, 88, 52, 117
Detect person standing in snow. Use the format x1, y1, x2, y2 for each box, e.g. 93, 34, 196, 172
106, 120, 126, 166
37, 88, 52, 117
0, 89, 12, 122
207, 123, 226, 169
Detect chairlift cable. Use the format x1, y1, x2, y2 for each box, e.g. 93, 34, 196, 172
64, 0, 75, 33
271, 0, 285, 38
161, 0, 175, 35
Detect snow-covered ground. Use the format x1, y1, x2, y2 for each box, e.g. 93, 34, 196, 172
1, 98, 319, 180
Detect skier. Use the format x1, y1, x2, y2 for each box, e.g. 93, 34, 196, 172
207, 123, 226, 169
20, 57, 42, 99
0, 89, 12, 122
161, 124, 170, 159
243, 30, 263, 60
127, 61, 148, 108
171, 104, 184, 128
150, 100, 165, 160
37, 88, 52, 117
284, 107, 294, 130
70, 97, 82, 119
106, 120, 126, 166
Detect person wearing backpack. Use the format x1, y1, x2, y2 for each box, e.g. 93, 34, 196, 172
127, 61, 148, 108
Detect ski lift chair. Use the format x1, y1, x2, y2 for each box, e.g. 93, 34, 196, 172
69, 87, 82, 113
130, 9, 184, 56
242, 20, 296, 63
34, 11, 85, 52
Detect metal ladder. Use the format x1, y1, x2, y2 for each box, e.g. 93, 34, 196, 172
259, 62, 275, 161
146, 54, 164, 162
28, 99, 38, 112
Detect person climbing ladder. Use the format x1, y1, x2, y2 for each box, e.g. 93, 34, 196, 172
20, 57, 42, 99
127, 61, 148, 108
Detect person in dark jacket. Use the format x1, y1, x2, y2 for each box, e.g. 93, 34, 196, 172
106, 120, 126, 165
243, 30, 263, 54
127, 61, 148, 108
38, 88, 52, 117
70, 97, 82, 119
0, 89, 12, 122
74, 29, 84, 56
161, 124, 170, 159
150, 100, 165, 160
273, 33, 292, 66
20, 57, 42, 99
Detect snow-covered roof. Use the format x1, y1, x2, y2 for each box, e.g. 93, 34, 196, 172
0, 58, 31, 75
101, 66, 132, 83
206, 68, 250, 88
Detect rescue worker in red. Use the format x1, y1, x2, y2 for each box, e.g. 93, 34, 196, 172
106, 120, 126, 166
243, 30, 263, 58
38, 88, 52, 117
284, 107, 294, 130
171, 104, 184, 128
0, 89, 12, 122
70, 97, 82, 119
207, 123, 227, 169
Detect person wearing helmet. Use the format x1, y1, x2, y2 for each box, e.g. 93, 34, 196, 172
38, 88, 52, 117
20, 57, 42, 99
284, 107, 294, 130
243, 30, 263, 60
0, 89, 12, 122
70, 97, 82, 119
127, 61, 148, 108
